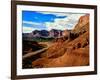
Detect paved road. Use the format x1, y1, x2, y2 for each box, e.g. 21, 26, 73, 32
22, 42, 52, 59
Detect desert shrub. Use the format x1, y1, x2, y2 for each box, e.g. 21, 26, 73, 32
82, 41, 88, 48
69, 32, 79, 40
81, 38, 89, 48
72, 46, 76, 50
77, 43, 81, 48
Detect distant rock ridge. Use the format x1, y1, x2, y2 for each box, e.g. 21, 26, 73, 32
23, 29, 71, 40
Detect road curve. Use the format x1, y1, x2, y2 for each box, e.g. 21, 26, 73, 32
22, 47, 48, 60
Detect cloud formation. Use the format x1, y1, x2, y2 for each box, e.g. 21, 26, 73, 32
23, 27, 34, 33
22, 11, 86, 33
45, 13, 85, 30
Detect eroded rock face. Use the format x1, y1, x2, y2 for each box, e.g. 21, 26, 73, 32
72, 14, 89, 33
32, 14, 90, 68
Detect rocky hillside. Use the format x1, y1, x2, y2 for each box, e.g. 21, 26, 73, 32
32, 14, 90, 68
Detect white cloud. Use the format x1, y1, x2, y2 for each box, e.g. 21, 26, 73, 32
45, 13, 85, 30
23, 21, 41, 25
22, 21, 39, 33
23, 26, 35, 33
23, 21, 47, 31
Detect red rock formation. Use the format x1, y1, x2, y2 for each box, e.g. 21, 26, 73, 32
32, 14, 90, 68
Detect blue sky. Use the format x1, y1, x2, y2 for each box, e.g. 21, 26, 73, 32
22, 11, 85, 33
22, 11, 66, 23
